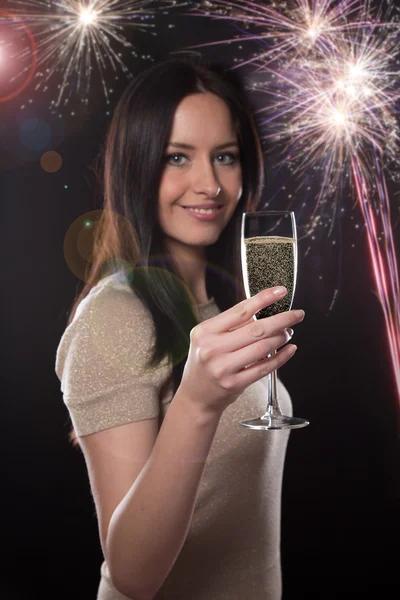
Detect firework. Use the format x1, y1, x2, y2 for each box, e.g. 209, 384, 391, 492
187, 0, 378, 69
2, 0, 186, 111
188, 0, 400, 408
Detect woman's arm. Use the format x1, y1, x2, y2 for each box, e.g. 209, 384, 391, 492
79, 389, 222, 600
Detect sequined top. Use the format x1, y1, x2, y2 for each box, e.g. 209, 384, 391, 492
55, 272, 292, 600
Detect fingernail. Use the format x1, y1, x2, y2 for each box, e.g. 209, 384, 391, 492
272, 286, 287, 295
294, 310, 305, 320
287, 344, 297, 356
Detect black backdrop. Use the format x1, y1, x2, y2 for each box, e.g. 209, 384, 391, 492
1, 2, 399, 599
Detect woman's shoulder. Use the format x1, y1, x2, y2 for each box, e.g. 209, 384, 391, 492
55, 272, 157, 379
74, 271, 152, 328
55, 272, 169, 436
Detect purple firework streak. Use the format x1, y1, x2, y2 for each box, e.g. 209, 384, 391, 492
186, 0, 400, 409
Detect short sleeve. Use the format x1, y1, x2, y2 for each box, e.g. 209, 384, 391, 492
55, 280, 170, 436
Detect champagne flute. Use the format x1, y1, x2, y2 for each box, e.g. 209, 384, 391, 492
239, 210, 309, 430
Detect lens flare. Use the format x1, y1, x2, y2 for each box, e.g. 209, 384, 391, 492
0, 9, 37, 103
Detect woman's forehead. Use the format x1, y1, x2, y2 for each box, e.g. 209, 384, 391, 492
169, 93, 237, 142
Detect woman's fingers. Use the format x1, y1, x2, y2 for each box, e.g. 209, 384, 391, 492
219, 329, 293, 375
207, 286, 288, 334
216, 308, 304, 355
233, 344, 298, 391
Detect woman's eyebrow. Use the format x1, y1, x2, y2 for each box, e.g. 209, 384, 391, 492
167, 141, 239, 150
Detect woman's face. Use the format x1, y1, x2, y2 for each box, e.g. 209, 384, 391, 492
158, 92, 243, 257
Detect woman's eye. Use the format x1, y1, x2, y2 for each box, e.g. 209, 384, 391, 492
165, 153, 187, 166
216, 152, 239, 165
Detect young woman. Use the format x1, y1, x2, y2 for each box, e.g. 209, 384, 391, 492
55, 54, 304, 600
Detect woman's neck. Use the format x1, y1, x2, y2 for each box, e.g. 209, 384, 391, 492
165, 243, 210, 304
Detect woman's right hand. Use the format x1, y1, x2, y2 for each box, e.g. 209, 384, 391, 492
179, 286, 305, 416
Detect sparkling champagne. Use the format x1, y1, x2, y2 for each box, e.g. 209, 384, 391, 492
243, 236, 297, 319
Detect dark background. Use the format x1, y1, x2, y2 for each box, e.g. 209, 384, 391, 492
1, 2, 399, 599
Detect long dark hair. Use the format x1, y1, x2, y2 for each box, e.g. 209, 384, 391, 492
66, 54, 264, 443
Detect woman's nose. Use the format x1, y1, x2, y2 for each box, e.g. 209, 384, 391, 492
192, 159, 221, 198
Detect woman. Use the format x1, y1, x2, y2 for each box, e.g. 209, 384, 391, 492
55, 54, 304, 600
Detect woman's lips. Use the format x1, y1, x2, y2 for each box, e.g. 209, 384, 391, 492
180, 205, 224, 221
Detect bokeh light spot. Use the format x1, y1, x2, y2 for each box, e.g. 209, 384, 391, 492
19, 117, 51, 150
40, 150, 62, 172
64, 209, 139, 283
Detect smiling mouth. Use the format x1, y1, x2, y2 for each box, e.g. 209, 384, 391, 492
181, 205, 223, 214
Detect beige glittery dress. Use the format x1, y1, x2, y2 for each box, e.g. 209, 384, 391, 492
55, 272, 292, 600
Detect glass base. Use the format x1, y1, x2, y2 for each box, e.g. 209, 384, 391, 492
239, 414, 310, 430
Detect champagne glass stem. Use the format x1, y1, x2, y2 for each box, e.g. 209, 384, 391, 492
263, 354, 283, 419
